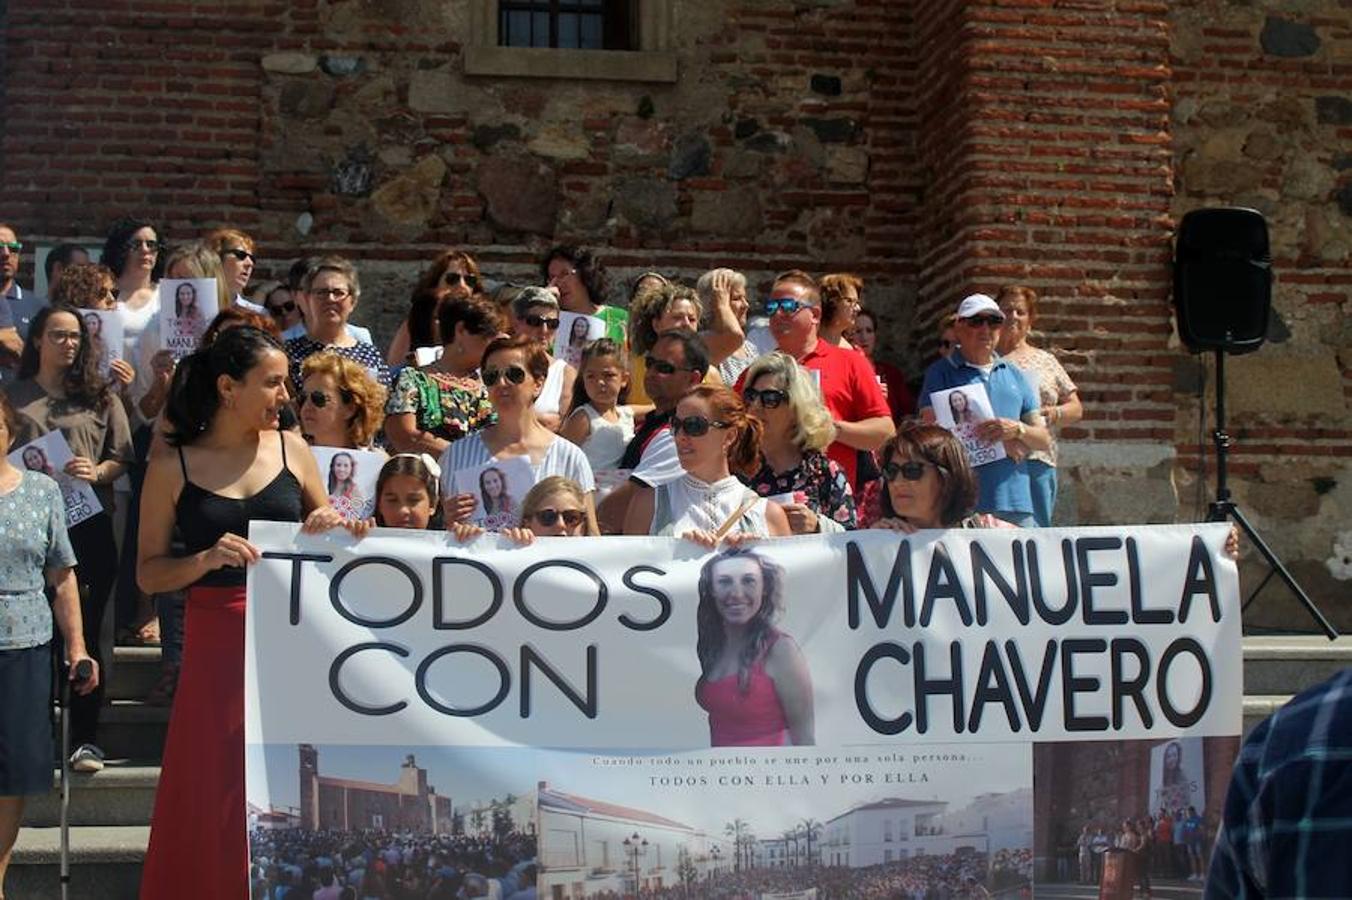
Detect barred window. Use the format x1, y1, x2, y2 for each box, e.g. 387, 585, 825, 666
498, 0, 636, 50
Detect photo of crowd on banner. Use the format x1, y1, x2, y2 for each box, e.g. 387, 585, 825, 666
0, 222, 1258, 900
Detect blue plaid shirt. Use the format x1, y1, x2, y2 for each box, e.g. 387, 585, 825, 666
1206, 668, 1352, 898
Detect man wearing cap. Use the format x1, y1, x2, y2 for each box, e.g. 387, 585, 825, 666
919, 293, 1050, 526
736, 269, 894, 487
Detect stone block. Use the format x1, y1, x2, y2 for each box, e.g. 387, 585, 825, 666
734, 118, 760, 139
528, 124, 591, 161
1242, 131, 1282, 162
691, 187, 762, 236
1063, 457, 1180, 526
746, 131, 791, 154
353, 74, 396, 111
477, 155, 558, 235
263, 52, 317, 75
1226, 350, 1346, 418
810, 74, 843, 97
668, 132, 712, 180
802, 117, 858, 143
279, 80, 335, 119
371, 155, 447, 228
613, 176, 677, 230
409, 65, 462, 114
1284, 156, 1334, 201
1316, 96, 1352, 125
1260, 16, 1321, 58
722, 150, 764, 179
826, 146, 869, 183
320, 55, 366, 78
472, 123, 522, 153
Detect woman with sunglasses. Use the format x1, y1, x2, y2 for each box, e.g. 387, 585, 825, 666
384, 294, 501, 455
508, 286, 578, 431
740, 353, 856, 534
861, 423, 1014, 531
439, 337, 597, 531
386, 250, 482, 365
623, 384, 791, 544
298, 353, 386, 451
626, 282, 722, 404
5, 306, 134, 774
850, 308, 915, 421
102, 217, 163, 355
204, 227, 260, 311
818, 272, 862, 349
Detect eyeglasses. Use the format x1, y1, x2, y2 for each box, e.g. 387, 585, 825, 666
0, 241, 22, 254
882, 460, 942, 482
743, 387, 787, 409
310, 287, 352, 301
764, 297, 810, 316
644, 356, 692, 376
482, 365, 528, 387
530, 508, 586, 528
670, 415, 729, 438
523, 313, 560, 330
298, 390, 342, 409
962, 315, 1004, 329
223, 247, 256, 263
45, 329, 82, 344
267, 300, 297, 316
548, 267, 577, 284
442, 271, 478, 289
126, 238, 160, 252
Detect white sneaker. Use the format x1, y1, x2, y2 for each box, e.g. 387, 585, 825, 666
70, 743, 105, 773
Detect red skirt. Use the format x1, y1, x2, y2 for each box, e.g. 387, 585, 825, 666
140, 585, 247, 900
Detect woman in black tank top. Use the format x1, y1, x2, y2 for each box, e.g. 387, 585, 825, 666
134, 326, 349, 900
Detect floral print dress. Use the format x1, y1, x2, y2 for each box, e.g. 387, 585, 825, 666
385, 367, 496, 445
743, 450, 857, 530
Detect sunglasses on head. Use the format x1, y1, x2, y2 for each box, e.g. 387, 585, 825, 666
482, 365, 528, 387
443, 271, 478, 289
883, 460, 941, 482
670, 415, 729, 438
299, 389, 350, 409
764, 297, 810, 316
531, 508, 586, 528
644, 356, 690, 376
963, 315, 1003, 328
524, 313, 560, 330
743, 387, 787, 409
224, 247, 256, 263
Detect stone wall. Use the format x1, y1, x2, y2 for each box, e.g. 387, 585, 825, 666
1172, 2, 1352, 629
1, 0, 1349, 622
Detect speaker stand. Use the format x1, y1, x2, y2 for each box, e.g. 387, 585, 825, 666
1205, 350, 1339, 639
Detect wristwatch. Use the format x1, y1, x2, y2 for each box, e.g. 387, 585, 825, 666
1016, 421, 1026, 439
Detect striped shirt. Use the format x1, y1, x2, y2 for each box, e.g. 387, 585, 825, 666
1205, 667, 1352, 899
437, 432, 596, 502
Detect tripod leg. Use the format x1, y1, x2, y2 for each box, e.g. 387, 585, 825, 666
1229, 506, 1340, 640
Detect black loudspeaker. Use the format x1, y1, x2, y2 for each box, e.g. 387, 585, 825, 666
1173, 207, 1272, 355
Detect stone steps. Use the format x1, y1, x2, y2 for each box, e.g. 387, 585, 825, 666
5, 826, 149, 900
1240, 635, 1352, 696
21, 763, 159, 829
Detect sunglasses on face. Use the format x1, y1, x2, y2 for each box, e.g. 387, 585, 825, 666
764, 297, 810, 316
962, 315, 1003, 329
670, 415, 729, 438
883, 460, 941, 482
644, 356, 691, 376
267, 300, 297, 316
0, 241, 22, 254
127, 238, 160, 252
743, 387, 787, 409
443, 271, 478, 289
482, 365, 528, 387
524, 313, 560, 330
531, 508, 586, 528
223, 247, 256, 263
298, 390, 347, 409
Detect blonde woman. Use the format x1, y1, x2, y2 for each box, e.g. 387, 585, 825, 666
739, 352, 856, 533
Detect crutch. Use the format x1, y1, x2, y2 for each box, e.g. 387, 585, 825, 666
59, 658, 94, 900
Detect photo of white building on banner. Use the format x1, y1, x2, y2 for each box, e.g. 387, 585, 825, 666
537, 781, 729, 899
820, 788, 1032, 868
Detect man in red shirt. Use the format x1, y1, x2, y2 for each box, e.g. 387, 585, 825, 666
737, 270, 893, 485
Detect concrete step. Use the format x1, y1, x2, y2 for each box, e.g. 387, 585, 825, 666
96, 700, 170, 763
107, 645, 166, 702
6, 825, 146, 900
1241, 635, 1351, 696
1244, 694, 1294, 735
20, 763, 159, 828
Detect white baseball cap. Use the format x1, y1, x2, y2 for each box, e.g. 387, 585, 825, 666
955, 293, 1004, 321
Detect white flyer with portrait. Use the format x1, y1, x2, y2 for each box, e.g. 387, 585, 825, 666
159, 278, 219, 359
82, 309, 125, 379
310, 446, 384, 522
449, 455, 535, 530
554, 312, 606, 368
7, 431, 103, 526
931, 384, 1007, 467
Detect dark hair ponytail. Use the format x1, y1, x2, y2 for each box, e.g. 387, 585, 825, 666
165, 326, 283, 447
567, 337, 628, 414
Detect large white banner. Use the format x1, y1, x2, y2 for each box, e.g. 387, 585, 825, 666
245, 523, 1241, 898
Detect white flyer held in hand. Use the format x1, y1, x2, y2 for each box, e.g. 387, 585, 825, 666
7, 431, 103, 526
932, 384, 1007, 467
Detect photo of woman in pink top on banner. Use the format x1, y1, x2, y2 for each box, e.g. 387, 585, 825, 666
695, 548, 814, 747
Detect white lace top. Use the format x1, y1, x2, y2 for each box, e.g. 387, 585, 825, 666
578, 403, 635, 470
650, 473, 769, 537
